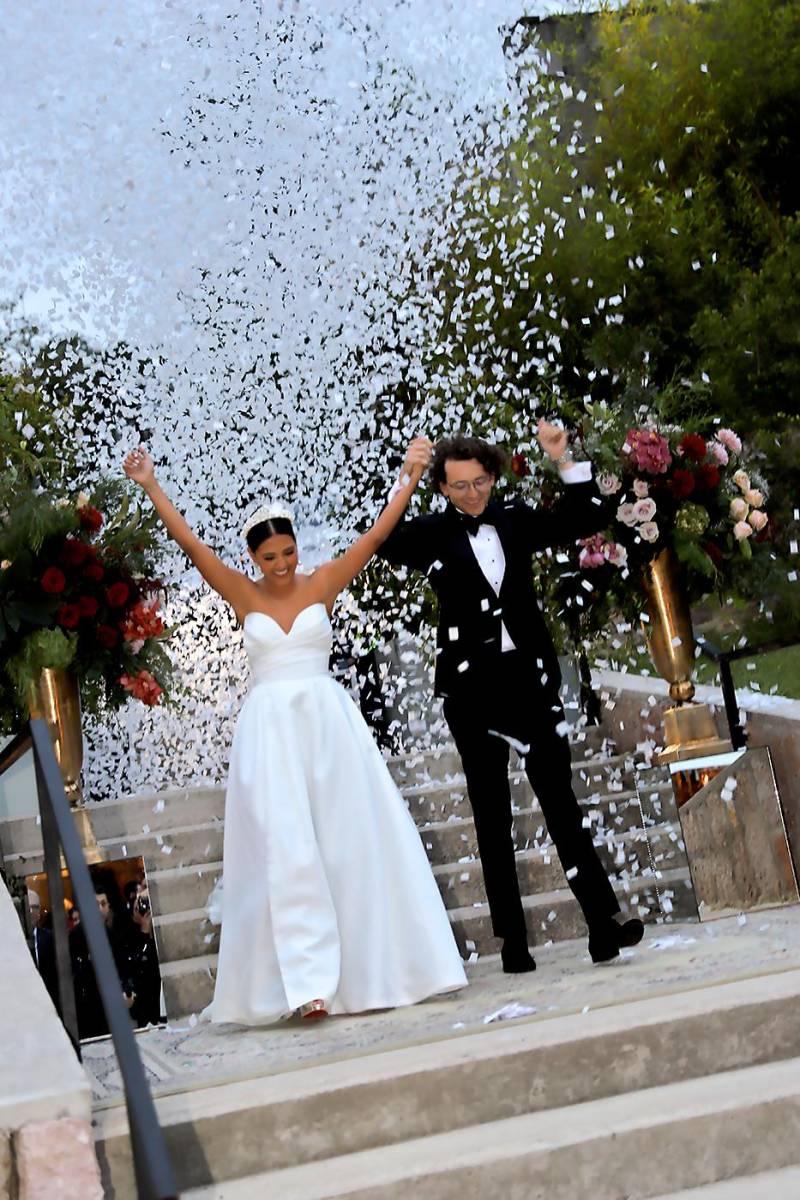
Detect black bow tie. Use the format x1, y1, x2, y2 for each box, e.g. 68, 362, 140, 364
456, 509, 491, 537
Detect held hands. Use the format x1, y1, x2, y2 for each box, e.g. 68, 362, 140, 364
536, 419, 570, 464
401, 436, 433, 486
123, 446, 156, 488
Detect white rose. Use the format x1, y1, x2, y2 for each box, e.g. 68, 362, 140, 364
732, 470, 750, 493
632, 498, 657, 523
597, 472, 622, 496
745, 488, 763, 508
748, 510, 768, 532
639, 521, 660, 542
633, 480, 650, 498
604, 542, 628, 567
616, 502, 639, 526
733, 520, 754, 540
729, 497, 748, 521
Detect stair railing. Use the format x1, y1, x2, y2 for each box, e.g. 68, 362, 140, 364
0, 719, 177, 1200
696, 635, 800, 751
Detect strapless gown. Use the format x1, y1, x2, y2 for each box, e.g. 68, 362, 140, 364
202, 603, 467, 1024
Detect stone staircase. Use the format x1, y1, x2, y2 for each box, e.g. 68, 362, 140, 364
92, 965, 800, 1198
5, 728, 800, 1196
0, 728, 694, 1018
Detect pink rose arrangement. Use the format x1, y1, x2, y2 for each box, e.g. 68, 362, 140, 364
543, 415, 770, 640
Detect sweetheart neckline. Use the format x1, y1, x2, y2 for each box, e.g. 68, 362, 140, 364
243, 602, 328, 639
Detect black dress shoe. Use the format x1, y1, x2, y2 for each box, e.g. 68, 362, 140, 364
588, 917, 645, 964
501, 939, 537, 973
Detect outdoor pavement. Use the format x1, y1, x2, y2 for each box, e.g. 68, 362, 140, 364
83, 905, 800, 1109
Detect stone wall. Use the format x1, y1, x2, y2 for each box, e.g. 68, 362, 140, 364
592, 669, 800, 879
0, 882, 101, 1198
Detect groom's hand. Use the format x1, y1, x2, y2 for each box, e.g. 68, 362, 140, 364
537, 419, 570, 463
402, 436, 433, 482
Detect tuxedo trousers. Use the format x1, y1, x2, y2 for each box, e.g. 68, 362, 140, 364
442, 653, 620, 946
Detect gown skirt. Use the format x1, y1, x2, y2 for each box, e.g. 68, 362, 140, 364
202, 604, 467, 1024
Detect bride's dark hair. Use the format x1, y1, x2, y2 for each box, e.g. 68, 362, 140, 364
246, 517, 296, 551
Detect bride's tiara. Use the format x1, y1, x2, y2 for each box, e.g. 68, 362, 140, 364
241, 503, 295, 540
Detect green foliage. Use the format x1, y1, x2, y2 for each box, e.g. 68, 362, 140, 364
427, 0, 800, 435
0, 368, 72, 489
408, 0, 800, 665
6, 628, 77, 699
0, 482, 174, 734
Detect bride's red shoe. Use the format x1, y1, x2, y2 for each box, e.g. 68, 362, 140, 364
298, 999, 328, 1020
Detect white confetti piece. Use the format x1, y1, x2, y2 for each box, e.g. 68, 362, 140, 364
483, 1002, 538, 1023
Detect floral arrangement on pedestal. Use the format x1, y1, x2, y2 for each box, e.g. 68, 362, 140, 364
0, 478, 173, 734
528, 403, 771, 645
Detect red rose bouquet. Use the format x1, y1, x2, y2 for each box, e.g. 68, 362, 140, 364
0, 478, 173, 732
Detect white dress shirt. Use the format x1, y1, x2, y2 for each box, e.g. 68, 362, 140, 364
389, 459, 593, 653
468, 461, 592, 652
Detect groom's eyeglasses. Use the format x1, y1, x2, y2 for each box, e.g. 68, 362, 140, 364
447, 475, 493, 494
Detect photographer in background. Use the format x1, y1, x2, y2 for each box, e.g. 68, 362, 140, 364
125, 878, 162, 1028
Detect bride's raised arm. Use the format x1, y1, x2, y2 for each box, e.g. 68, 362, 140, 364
123, 447, 256, 614
313, 439, 430, 602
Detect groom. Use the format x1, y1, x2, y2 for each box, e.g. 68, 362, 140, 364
378, 423, 644, 971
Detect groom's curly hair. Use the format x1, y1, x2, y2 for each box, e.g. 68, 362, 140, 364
431, 434, 507, 489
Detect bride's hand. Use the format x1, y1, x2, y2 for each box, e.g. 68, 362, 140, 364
123, 446, 156, 487
401, 436, 432, 485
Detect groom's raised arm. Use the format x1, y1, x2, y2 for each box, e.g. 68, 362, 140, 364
376, 511, 436, 571
516, 462, 609, 551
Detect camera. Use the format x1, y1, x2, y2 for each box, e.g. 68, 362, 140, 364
137, 895, 150, 916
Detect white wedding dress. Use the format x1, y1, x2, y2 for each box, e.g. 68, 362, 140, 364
202, 603, 467, 1025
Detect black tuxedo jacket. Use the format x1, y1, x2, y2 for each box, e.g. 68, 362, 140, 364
377, 480, 606, 700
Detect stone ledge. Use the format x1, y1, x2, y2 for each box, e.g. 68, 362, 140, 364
15, 1117, 102, 1200
0, 884, 90, 1135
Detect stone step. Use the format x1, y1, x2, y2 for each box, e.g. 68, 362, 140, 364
409, 770, 674, 830
404, 754, 639, 816
180, 1056, 800, 1199
142, 812, 685, 924
0, 735, 617, 859
387, 736, 617, 788
2, 764, 672, 880
0, 754, 644, 871
149, 860, 223, 916
447, 867, 695, 959
435, 828, 688, 912
160, 952, 218, 1018
155, 906, 218, 963
420, 791, 677, 864
649, 1166, 800, 1199
93, 969, 800, 1198
154, 863, 693, 992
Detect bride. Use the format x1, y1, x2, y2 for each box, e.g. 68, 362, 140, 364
123, 445, 467, 1023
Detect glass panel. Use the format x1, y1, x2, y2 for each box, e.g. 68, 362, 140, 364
24, 856, 165, 1042
677, 747, 800, 920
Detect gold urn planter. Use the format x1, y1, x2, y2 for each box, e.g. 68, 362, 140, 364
28, 669, 84, 804
641, 549, 731, 764
28, 668, 99, 855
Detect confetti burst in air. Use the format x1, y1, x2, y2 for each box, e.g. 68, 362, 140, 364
2, 1, 592, 796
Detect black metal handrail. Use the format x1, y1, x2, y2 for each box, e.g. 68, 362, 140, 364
696, 635, 800, 751
0, 721, 177, 1200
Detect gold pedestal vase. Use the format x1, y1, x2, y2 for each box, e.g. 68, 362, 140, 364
28, 669, 99, 857
641, 549, 731, 764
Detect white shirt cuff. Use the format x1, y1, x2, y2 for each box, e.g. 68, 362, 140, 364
557, 460, 592, 484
